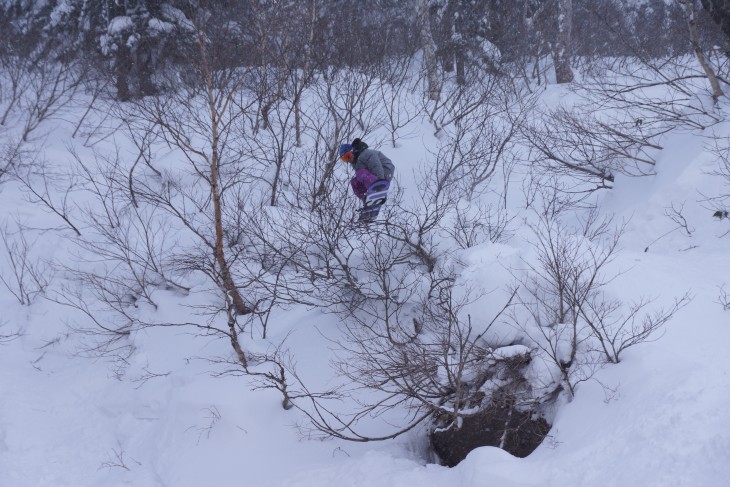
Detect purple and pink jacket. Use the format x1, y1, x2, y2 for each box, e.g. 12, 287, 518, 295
350, 168, 379, 201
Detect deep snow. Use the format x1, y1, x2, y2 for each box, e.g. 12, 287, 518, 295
1, 85, 730, 487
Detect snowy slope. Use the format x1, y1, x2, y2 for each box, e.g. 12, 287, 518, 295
2, 87, 730, 487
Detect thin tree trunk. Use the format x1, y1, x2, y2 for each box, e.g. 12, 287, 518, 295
227, 305, 248, 367
553, 0, 574, 84
295, 0, 318, 147
417, 0, 441, 101
683, 0, 725, 103
210, 124, 251, 315
198, 33, 252, 316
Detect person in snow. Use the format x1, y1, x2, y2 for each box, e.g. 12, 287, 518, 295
338, 138, 395, 202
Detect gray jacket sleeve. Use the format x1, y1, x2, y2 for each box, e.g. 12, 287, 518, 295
377, 151, 395, 179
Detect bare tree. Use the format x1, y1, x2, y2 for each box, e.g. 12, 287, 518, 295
120, 15, 256, 315
13, 155, 83, 237
521, 103, 665, 192
717, 284, 730, 310
49, 284, 137, 360
422, 67, 503, 136
240, 91, 298, 207
232, 177, 386, 318
209, 334, 322, 411
293, 276, 525, 443
448, 200, 514, 249
579, 292, 691, 364
586, 58, 723, 131
511, 195, 689, 396
375, 56, 422, 148
431, 89, 528, 199
0, 135, 24, 181
0, 45, 83, 182
0, 221, 51, 305
0, 20, 83, 141
510, 202, 621, 396
100, 441, 139, 472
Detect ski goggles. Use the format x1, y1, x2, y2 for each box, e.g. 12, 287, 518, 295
340, 151, 354, 163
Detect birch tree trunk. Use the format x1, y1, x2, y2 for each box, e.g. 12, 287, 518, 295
295, 0, 318, 147
553, 0, 574, 84
683, 0, 725, 103
197, 32, 252, 316
417, 0, 442, 101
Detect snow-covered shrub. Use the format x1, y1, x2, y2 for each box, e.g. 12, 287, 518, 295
511, 197, 690, 398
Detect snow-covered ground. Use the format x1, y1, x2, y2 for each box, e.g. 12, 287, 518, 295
1, 82, 730, 487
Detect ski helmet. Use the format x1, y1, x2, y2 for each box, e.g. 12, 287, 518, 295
338, 143, 353, 157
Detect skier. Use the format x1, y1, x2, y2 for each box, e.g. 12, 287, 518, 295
338, 138, 395, 202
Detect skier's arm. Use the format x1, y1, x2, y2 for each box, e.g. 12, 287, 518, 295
366, 152, 385, 179
380, 152, 393, 170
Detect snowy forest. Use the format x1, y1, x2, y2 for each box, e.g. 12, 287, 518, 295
1, 1, 730, 486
